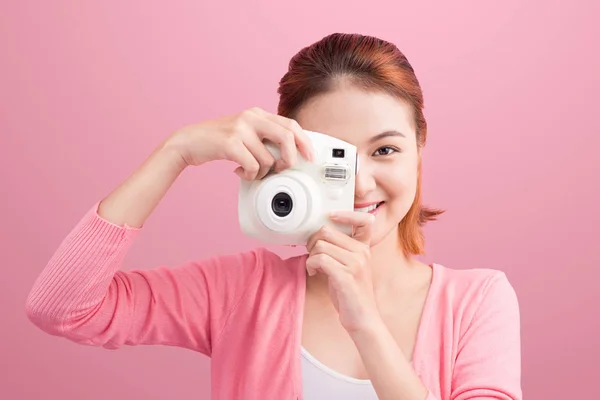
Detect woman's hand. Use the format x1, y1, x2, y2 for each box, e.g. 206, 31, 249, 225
305, 211, 383, 334
167, 107, 315, 180
97, 107, 313, 229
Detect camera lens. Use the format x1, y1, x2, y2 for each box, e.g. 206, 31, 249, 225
271, 192, 293, 217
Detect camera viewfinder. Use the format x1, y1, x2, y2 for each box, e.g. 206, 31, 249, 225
332, 148, 345, 158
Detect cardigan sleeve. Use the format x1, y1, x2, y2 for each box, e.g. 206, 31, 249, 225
25, 202, 263, 357
449, 271, 523, 400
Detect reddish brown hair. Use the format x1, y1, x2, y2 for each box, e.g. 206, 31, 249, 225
277, 33, 444, 256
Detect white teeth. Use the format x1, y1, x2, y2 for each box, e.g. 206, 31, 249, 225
354, 203, 379, 213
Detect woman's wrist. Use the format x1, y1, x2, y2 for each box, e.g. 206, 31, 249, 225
160, 131, 192, 172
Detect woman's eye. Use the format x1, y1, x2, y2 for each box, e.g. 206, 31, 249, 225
373, 146, 398, 156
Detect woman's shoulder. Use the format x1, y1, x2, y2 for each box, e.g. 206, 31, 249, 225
429, 262, 520, 317
432, 262, 515, 291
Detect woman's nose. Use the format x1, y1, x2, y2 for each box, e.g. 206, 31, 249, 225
354, 169, 376, 199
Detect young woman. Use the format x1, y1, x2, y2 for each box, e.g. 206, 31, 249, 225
26, 33, 522, 400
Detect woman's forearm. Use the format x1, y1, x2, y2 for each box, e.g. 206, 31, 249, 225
97, 137, 187, 228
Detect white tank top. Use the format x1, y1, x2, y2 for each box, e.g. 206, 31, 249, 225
300, 346, 379, 399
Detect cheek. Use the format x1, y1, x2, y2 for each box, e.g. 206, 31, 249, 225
404, 164, 419, 193
378, 161, 418, 197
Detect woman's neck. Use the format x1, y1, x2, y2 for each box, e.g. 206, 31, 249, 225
369, 228, 416, 294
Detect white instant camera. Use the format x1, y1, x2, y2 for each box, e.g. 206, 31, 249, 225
238, 130, 358, 245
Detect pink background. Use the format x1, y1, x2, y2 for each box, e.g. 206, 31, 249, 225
1, 1, 599, 399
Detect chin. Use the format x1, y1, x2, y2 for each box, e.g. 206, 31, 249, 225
369, 224, 398, 248
368, 201, 411, 248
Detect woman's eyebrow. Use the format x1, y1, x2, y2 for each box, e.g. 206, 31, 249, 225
368, 130, 406, 143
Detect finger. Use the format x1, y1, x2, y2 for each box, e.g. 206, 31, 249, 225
306, 225, 340, 252
310, 239, 355, 270
249, 116, 298, 172
227, 141, 260, 180
306, 228, 321, 252
241, 130, 276, 179
263, 114, 315, 163
249, 107, 315, 163
329, 211, 375, 244
305, 253, 348, 286
306, 224, 332, 252
312, 225, 364, 253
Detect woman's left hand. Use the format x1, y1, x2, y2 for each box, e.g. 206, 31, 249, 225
306, 210, 383, 334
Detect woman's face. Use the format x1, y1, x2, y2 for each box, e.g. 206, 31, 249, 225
294, 83, 420, 247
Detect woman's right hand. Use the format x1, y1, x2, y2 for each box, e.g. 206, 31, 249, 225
167, 107, 315, 180
97, 107, 314, 228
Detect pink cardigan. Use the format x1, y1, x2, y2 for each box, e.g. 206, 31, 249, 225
25, 203, 522, 400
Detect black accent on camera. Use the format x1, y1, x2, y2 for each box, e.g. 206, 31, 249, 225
271, 192, 293, 217
332, 148, 345, 158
